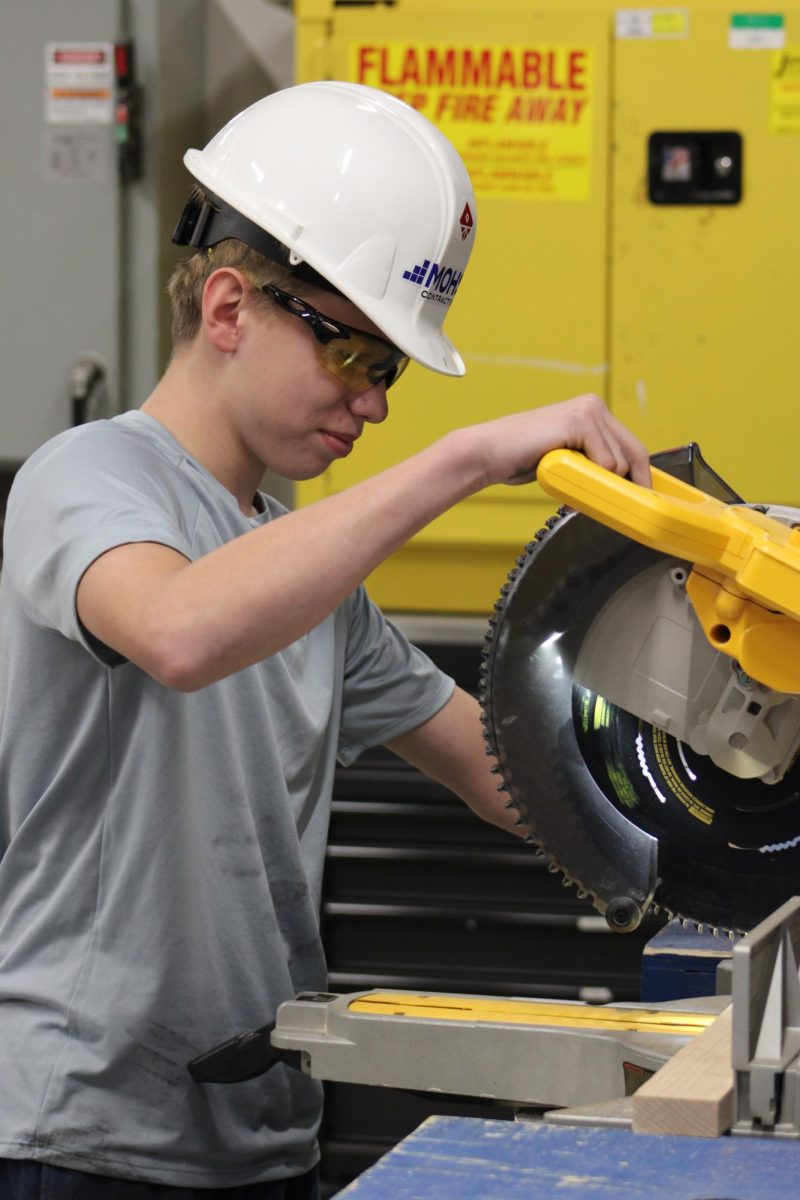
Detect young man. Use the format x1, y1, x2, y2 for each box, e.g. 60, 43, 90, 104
0, 83, 649, 1198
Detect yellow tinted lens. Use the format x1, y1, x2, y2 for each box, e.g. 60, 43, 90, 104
387, 356, 410, 388
319, 341, 371, 390
318, 334, 407, 392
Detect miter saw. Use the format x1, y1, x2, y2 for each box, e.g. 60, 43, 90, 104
480, 443, 800, 938
190, 446, 800, 1136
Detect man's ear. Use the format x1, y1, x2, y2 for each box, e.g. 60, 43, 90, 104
201, 268, 248, 353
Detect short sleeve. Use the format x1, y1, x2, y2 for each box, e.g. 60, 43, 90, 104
336, 587, 455, 765
3, 424, 196, 658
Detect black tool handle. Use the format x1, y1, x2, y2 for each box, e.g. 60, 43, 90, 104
187, 1021, 301, 1084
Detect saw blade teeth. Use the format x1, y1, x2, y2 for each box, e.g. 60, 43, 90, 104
478, 504, 630, 927
664, 909, 739, 939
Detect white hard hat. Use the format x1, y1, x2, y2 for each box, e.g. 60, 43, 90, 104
172, 81, 477, 376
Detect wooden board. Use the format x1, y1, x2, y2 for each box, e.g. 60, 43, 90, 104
632, 1003, 733, 1137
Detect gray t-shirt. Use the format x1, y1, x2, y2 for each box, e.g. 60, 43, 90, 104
0, 411, 453, 1187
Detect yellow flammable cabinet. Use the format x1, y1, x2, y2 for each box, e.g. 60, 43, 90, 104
295, 1, 800, 614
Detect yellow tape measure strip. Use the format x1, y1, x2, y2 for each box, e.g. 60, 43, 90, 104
347, 992, 715, 1037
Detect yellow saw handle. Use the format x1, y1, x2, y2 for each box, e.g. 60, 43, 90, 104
536, 449, 800, 693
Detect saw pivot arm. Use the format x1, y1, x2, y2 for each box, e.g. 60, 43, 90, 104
537, 449, 800, 693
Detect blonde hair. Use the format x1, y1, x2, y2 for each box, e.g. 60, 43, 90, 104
167, 241, 298, 349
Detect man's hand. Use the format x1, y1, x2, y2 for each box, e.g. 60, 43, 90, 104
464, 393, 651, 491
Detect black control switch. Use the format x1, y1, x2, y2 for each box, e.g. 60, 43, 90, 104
648, 131, 742, 204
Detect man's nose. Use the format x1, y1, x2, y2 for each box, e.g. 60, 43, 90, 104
349, 383, 388, 424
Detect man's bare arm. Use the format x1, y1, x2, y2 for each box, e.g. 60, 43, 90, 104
385, 686, 528, 839
77, 394, 649, 691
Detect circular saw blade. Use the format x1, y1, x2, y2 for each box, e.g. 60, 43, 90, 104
480, 506, 800, 935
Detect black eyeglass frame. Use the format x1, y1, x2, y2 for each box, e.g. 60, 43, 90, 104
260, 284, 408, 390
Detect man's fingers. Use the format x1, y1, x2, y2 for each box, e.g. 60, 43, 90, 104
595, 410, 651, 489
488, 393, 651, 491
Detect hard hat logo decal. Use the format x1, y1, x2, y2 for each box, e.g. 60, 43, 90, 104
402, 258, 463, 307
459, 202, 474, 241
402, 259, 431, 286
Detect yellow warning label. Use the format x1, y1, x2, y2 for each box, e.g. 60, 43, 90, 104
351, 43, 594, 200
771, 48, 800, 134
651, 11, 689, 37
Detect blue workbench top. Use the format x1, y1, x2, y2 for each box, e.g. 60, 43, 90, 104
337, 1115, 798, 1198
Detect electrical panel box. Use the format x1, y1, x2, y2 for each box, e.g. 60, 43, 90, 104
0, 1, 124, 463
295, 1, 800, 614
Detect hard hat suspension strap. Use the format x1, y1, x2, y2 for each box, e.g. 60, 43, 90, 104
171, 189, 341, 297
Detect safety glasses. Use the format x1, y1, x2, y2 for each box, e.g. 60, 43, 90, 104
261, 285, 409, 392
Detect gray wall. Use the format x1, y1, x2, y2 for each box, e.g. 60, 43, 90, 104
2, 0, 294, 482
0, 0, 123, 461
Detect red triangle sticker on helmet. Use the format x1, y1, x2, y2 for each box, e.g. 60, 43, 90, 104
459, 202, 474, 240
